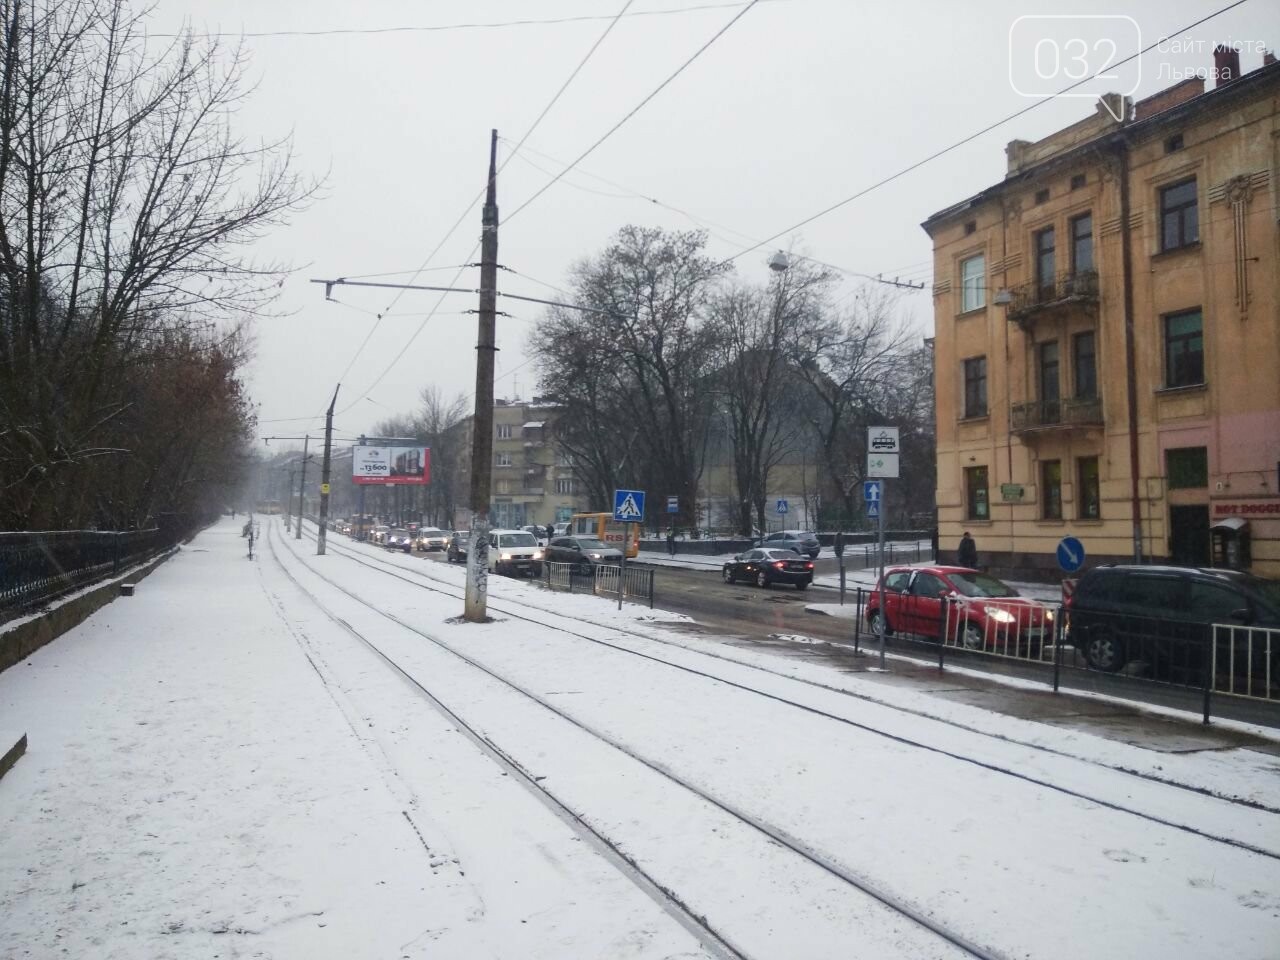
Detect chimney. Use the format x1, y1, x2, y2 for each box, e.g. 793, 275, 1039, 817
1265, 50, 1277, 67
1213, 44, 1240, 87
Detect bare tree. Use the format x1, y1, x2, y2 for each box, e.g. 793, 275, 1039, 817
0, 0, 315, 529
418, 385, 467, 527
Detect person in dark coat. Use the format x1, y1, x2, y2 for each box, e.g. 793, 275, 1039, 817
666, 528, 676, 557
958, 531, 978, 569
546, 523, 555, 542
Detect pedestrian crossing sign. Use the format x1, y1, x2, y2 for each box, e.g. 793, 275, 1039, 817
613, 489, 645, 523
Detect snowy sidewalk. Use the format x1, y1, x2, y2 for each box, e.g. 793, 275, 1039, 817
0, 521, 711, 959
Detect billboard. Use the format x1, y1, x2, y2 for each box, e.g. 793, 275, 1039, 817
352, 445, 430, 485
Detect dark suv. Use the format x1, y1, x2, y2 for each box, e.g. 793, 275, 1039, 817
1066, 565, 1280, 684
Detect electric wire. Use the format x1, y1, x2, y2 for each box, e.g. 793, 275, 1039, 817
715, 0, 1253, 268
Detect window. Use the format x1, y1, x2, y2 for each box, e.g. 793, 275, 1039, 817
555, 477, 575, 495
1078, 457, 1100, 520
1189, 582, 1245, 622
964, 220, 976, 235
1041, 460, 1063, 520
1163, 309, 1204, 388
1070, 213, 1093, 274
496, 423, 513, 439
496, 452, 513, 467
911, 572, 948, 597
1165, 133, 1184, 154
1039, 341, 1060, 422
965, 466, 989, 520
960, 254, 985, 312
1035, 188, 1049, 204
1035, 226, 1056, 296
495, 479, 510, 494
963, 357, 987, 417
1118, 575, 1185, 610
1166, 447, 1208, 489
1070, 173, 1087, 190
1073, 332, 1097, 399
1160, 178, 1198, 251
555, 450, 575, 467
884, 571, 912, 592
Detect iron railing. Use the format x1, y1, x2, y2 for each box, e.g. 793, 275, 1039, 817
0, 529, 166, 613
1011, 396, 1103, 432
1007, 269, 1099, 322
542, 560, 654, 608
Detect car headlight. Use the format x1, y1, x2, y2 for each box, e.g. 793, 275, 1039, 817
591, 552, 601, 559
1044, 609, 1055, 621
533, 549, 543, 560
989, 608, 1017, 624
500, 552, 512, 560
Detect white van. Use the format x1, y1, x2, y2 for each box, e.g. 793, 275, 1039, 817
487, 529, 543, 577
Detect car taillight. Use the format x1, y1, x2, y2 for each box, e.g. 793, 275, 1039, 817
773, 561, 785, 569
806, 562, 814, 570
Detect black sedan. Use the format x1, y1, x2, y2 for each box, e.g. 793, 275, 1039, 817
446, 531, 469, 563
384, 528, 413, 553
723, 548, 814, 590
544, 536, 623, 572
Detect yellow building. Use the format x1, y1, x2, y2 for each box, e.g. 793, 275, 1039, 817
924, 50, 1280, 579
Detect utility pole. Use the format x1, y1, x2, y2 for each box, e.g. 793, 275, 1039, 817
296, 434, 310, 540
317, 385, 341, 556
286, 469, 296, 531
465, 129, 499, 622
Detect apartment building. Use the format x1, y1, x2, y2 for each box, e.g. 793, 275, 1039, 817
923, 48, 1280, 578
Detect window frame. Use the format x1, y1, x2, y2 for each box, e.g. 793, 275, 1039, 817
1072, 331, 1097, 399
1077, 456, 1101, 520
495, 451, 513, 467
960, 253, 985, 312
1070, 212, 1093, 274
962, 356, 988, 418
1163, 308, 1204, 389
965, 465, 989, 521
496, 423, 513, 439
1159, 178, 1199, 252
1166, 446, 1208, 490
1041, 460, 1063, 520
1035, 225, 1056, 295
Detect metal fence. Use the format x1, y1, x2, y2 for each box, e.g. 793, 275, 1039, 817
0, 529, 165, 613
542, 561, 655, 608
840, 586, 1278, 720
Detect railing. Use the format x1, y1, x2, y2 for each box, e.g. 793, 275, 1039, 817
839, 587, 1277, 722
1010, 396, 1103, 432
1007, 269, 1099, 321
0, 529, 166, 613
542, 560, 655, 608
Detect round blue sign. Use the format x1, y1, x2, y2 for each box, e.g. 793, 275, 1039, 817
1056, 536, 1086, 573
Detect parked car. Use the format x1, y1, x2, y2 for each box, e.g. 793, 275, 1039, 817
446, 531, 469, 563
722, 548, 814, 590
370, 525, 390, 545
755, 530, 821, 559
415, 527, 450, 552
544, 536, 622, 573
865, 566, 1053, 650
552, 522, 571, 538
487, 529, 543, 577
1066, 565, 1280, 679
384, 528, 413, 553
523, 524, 549, 546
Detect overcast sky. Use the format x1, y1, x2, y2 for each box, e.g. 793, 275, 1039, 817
150, 0, 1277, 450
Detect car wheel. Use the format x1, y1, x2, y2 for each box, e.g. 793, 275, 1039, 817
756, 570, 769, 589
795, 581, 808, 591
722, 566, 734, 583
869, 610, 893, 637
1084, 628, 1125, 672
961, 621, 985, 650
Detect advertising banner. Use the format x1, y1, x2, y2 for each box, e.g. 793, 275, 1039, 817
352, 445, 431, 485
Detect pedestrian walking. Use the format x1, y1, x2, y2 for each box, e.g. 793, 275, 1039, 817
666, 528, 676, 557
958, 531, 978, 569
546, 523, 555, 542
833, 528, 845, 558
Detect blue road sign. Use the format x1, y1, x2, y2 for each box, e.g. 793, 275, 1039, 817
613, 489, 645, 523
1056, 536, 1086, 573
863, 480, 882, 503
776, 499, 789, 515
666, 495, 679, 514
866, 500, 880, 520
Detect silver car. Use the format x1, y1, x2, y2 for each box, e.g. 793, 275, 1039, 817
756, 530, 821, 559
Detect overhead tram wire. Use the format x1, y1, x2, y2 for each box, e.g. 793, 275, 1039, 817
503, 0, 764, 224
332, 1, 638, 418
151, 2, 775, 39
716, 0, 1252, 269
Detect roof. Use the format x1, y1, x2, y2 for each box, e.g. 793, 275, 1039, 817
522, 421, 545, 429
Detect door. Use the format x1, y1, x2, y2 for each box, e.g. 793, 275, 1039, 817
907, 571, 949, 636
877, 570, 912, 628
1169, 505, 1210, 566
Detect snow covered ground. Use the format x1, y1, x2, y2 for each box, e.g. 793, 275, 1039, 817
2, 517, 1278, 959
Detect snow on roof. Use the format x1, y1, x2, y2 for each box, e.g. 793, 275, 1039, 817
522, 421, 545, 429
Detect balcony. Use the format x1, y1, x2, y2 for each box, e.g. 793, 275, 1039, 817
1006, 270, 1098, 327
1011, 396, 1104, 435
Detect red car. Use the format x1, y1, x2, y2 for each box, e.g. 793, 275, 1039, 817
865, 566, 1054, 652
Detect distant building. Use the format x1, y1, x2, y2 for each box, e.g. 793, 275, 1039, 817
923, 48, 1280, 577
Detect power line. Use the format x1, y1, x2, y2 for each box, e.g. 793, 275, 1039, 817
331, 1, 637, 417
153, 2, 774, 39
716, 0, 1253, 267
505, 0, 764, 223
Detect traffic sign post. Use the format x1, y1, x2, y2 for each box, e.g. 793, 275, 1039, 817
868, 428, 898, 668
776, 498, 789, 515
1056, 536, 1086, 573
613, 489, 645, 611
666, 495, 678, 514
